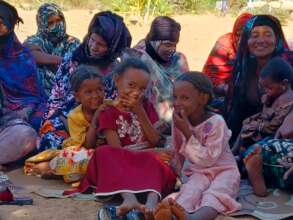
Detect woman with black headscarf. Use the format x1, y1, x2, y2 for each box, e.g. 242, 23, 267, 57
134, 16, 189, 122
226, 15, 293, 143
38, 11, 131, 151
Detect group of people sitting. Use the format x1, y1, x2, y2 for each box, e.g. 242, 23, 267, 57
0, 1, 292, 220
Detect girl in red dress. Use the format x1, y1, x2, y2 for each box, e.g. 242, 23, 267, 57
69, 58, 176, 219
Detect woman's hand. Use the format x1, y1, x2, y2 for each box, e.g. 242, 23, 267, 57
173, 109, 192, 140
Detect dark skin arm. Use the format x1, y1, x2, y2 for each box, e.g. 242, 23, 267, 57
85, 105, 107, 149
103, 130, 122, 147
85, 122, 97, 149
24, 44, 62, 66
275, 111, 293, 139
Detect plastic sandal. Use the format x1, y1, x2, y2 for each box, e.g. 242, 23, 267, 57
97, 205, 126, 220
126, 210, 145, 220
0, 196, 33, 205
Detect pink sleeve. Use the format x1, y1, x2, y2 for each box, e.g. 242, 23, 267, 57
179, 116, 229, 167
171, 124, 186, 175
98, 107, 118, 133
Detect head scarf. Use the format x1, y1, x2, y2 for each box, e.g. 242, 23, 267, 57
146, 16, 181, 42
36, 3, 66, 43
232, 15, 289, 94
0, 1, 22, 30
231, 12, 253, 51
72, 11, 132, 66
145, 16, 181, 63
202, 13, 253, 86
0, 1, 23, 45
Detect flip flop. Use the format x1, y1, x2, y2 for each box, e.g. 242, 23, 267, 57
97, 205, 126, 220
0, 196, 33, 205
126, 210, 145, 220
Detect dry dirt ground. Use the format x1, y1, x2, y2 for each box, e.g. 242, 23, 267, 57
1, 9, 293, 220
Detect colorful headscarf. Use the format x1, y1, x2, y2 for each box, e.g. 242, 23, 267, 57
72, 11, 132, 65
24, 3, 80, 98
231, 12, 254, 51
36, 3, 66, 43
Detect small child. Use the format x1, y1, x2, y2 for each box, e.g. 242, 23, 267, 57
25, 65, 106, 182
67, 58, 176, 219
154, 72, 241, 220
49, 64, 107, 183
240, 57, 293, 196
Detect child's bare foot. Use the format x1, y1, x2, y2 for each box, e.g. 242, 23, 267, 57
154, 201, 172, 220
246, 154, 268, 197
41, 172, 61, 180
117, 193, 141, 216
32, 161, 52, 176
140, 192, 159, 220
0, 165, 6, 171
169, 199, 187, 220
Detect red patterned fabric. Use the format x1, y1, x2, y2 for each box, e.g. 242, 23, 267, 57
203, 13, 253, 86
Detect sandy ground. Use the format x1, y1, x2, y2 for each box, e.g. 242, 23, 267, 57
1, 9, 293, 220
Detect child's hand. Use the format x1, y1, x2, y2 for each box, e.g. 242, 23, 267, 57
155, 148, 174, 163
173, 109, 192, 140
119, 92, 144, 114
91, 104, 108, 127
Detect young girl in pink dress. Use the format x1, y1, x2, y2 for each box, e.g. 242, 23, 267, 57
154, 72, 241, 220
66, 59, 176, 219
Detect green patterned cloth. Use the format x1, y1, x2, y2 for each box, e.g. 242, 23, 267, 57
244, 138, 293, 189
24, 3, 80, 97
